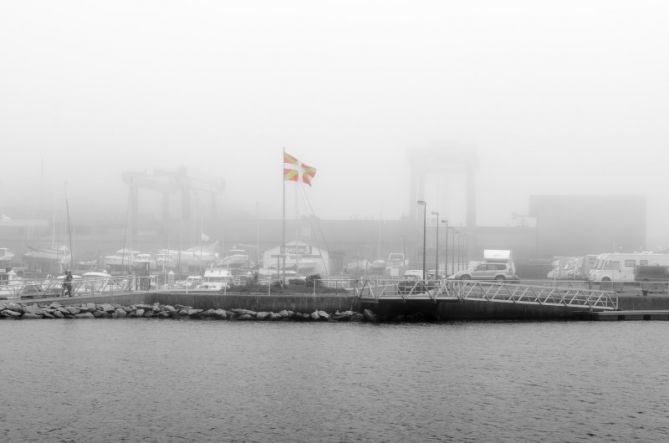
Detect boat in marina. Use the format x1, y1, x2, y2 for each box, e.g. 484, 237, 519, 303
0, 268, 22, 300
215, 248, 255, 285
156, 242, 219, 273
369, 259, 386, 275
104, 248, 140, 274
198, 268, 232, 291
23, 245, 70, 274
79, 271, 126, 294
218, 249, 251, 268
156, 250, 178, 270
262, 241, 329, 277
175, 275, 203, 289
0, 248, 16, 266
256, 268, 306, 286
134, 253, 155, 267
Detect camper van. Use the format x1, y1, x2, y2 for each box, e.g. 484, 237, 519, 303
588, 252, 669, 283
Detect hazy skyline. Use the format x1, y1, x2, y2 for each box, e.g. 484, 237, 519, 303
2, 1, 669, 245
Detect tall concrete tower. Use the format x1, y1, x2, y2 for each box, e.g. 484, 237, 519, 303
409, 147, 478, 256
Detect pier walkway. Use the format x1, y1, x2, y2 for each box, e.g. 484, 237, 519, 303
2, 276, 623, 320
358, 280, 618, 312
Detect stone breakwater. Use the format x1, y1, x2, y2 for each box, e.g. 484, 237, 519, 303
0, 301, 378, 322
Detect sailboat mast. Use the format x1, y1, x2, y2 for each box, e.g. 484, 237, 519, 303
121, 186, 132, 273
200, 201, 204, 275
50, 193, 56, 249
65, 191, 73, 270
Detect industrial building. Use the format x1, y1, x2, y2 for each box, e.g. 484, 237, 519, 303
529, 195, 646, 257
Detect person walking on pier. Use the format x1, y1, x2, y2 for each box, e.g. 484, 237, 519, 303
62, 271, 73, 297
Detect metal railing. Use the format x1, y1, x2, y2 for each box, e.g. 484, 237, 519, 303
1, 274, 620, 309
526, 279, 669, 294
0, 282, 25, 299
1, 275, 364, 300
357, 279, 618, 311
0, 275, 156, 300
447, 280, 618, 310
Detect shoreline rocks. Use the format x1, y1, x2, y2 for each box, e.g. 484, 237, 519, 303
0, 302, 374, 323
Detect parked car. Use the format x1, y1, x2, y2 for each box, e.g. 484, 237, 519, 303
398, 270, 434, 294
452, 262, 519, 282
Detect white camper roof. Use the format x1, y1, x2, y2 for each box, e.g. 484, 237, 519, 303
483, 249, 511, 260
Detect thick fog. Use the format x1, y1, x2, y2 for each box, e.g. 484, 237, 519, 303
2, 1, 669, 245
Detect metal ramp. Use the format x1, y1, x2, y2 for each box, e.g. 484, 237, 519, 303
357, 280, 618, 311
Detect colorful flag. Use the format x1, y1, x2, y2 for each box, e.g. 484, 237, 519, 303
283, 152, 317, 186
283, 152, 300, 183
301, 162, 316, 186
283, 152, 299, 165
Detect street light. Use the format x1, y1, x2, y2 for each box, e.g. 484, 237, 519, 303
441, 219, 448, 277
458, 230, 464, 271
451, 229, 458, 273
417, 200, 427, 281
461, 230, 467, 270
432, 211, 439, 279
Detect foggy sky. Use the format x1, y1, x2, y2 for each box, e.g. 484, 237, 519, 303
2, 1, 669, 245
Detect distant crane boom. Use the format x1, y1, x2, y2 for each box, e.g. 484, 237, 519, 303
122, 166, 225, 247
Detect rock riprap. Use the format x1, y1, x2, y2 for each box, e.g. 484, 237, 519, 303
0, 302, 369, 322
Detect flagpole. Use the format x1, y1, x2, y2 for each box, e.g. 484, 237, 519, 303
282, 147, 286, 284
294, 177, 298, 275
65, 182, 74, 271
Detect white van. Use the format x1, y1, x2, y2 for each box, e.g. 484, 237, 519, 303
588, 252, 669, 282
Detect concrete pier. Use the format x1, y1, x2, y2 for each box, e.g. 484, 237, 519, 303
361, 298, 596, 321
10, 289, 669, 322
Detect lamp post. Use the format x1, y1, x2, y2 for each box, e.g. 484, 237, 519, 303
432, 211, 439, 279
458, 230, 464, 271
441, 219, 448, 277
417, 200, 427, 281
462, 231, 467, 270
451, 229, 458, 273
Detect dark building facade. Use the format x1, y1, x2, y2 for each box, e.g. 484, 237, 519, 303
9, 195, 646, 276
529, 195, 646, 257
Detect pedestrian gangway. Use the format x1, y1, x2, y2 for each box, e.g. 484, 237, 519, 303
357, 279, 618, 311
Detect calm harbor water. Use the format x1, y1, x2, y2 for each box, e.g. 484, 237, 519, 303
1, 320, 669, 442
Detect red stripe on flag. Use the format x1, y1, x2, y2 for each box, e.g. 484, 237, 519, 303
284, 168, 299, 181
283, 152, 299, 165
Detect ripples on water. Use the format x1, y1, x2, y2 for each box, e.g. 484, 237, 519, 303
1, 320, 669, 442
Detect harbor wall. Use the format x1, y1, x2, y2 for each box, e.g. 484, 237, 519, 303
146, 292, 359, 313
617, 295, 669, 310
435, 300, 593, 321
360, 299, 593, 321
19, 291, 669, 321
38, 291, 360, 313
363, 294, 669, 321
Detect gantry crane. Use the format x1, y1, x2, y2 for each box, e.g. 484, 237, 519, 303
121, 166, 225, 246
